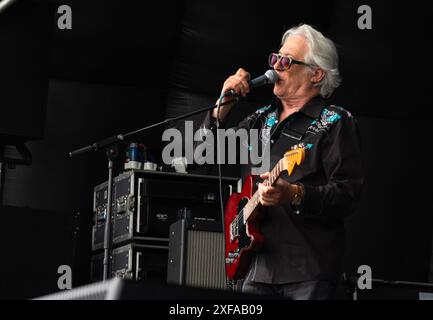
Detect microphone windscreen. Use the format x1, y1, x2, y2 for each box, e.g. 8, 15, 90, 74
265, 69, 279, 84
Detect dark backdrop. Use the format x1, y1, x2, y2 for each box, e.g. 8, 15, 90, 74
0, 0, 432, 299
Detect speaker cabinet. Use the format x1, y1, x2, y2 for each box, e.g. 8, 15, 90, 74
167, 219, 227, 290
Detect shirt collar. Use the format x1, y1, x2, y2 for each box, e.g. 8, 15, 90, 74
299, 95, 326, 119
273, 94, 325, 119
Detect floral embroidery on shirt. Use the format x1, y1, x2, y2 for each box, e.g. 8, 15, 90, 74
307, 108, 342, 134
265, 112, 277, 128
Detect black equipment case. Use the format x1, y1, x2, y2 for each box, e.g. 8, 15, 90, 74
110, 170, 239, 245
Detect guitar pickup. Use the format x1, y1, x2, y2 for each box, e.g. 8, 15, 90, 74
229, 220, 239, 242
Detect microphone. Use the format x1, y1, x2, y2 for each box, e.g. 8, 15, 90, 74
250, 69, 279, 89
223, 69, 279, 97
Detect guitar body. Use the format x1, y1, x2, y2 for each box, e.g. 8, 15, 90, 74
224, 148, 305, 281
224, 175, 264, 281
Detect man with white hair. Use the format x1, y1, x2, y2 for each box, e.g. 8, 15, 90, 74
201, 24, 363, 299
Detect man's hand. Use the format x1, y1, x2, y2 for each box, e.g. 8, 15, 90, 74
221, 68, 251, 97
212, 68, 251, 120
258, 172, 298, 206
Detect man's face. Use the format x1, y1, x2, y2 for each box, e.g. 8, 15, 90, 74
273, 35, 313, 100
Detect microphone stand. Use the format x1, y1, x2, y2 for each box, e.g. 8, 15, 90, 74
69, 97, 238, 281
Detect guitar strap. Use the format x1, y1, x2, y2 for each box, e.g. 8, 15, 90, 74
281, 113, 315, 142
271, 107, 323, 168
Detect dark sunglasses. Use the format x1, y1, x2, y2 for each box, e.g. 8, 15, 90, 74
268, 53, 314, 70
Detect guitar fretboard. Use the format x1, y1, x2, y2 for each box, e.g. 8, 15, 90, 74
242, 158, 285, 222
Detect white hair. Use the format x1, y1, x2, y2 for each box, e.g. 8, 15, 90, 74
282, 24, 341, 98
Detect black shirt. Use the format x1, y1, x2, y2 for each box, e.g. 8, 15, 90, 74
200, 95, 364, 284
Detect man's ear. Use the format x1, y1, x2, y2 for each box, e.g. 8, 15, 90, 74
311, 68, 325, 84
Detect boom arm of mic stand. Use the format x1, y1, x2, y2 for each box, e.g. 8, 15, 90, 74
124, 98, 238, 140
69, 135, 125, 158
68, 97, 238, 158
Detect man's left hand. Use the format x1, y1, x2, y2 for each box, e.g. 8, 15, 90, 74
258, 172, 298, 206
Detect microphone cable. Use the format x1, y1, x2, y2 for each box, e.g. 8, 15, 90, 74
216, 93, 238, 251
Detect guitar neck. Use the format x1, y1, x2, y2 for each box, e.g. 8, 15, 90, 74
243, 158, 285, 222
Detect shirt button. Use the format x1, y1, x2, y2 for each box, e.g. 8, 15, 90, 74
271, 139, 274, 144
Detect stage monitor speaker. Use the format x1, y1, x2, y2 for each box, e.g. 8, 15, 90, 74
35, 277, 124, 300
34, 278, 267, 300
167, 219, 227, 290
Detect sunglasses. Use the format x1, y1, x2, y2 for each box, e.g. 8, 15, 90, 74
268, 53, 314, 70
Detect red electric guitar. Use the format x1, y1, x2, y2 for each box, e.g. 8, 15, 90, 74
224, 148, 306, 280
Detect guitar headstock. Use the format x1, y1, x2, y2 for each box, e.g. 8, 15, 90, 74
283, 148, 305, 176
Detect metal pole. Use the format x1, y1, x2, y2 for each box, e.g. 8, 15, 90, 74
103, 153, 115, 281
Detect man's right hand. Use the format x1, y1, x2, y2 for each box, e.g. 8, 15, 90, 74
212, 68, 251, 120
